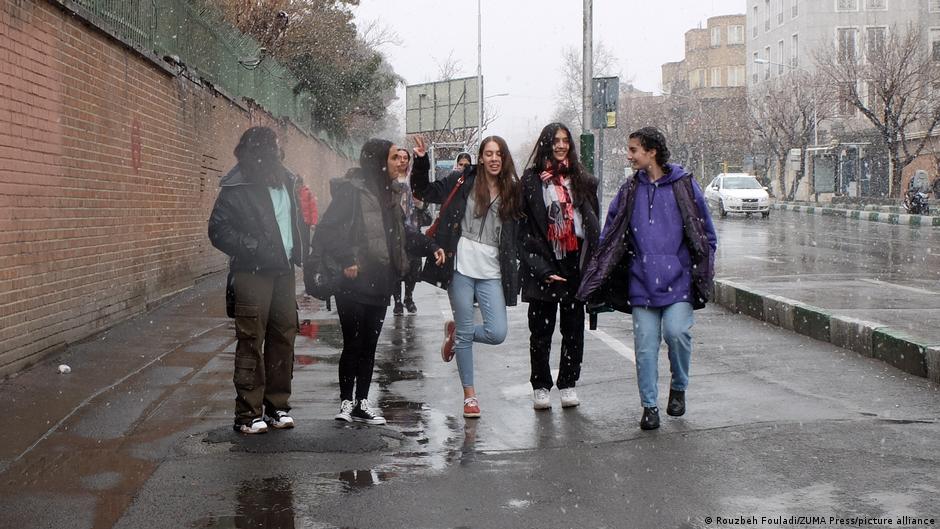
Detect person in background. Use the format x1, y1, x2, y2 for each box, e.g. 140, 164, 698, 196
577, 127, 717, 431
411, 135, 522, 419
392, 148, 422, 315
311, 138, 444, 425
518, 123, 600, 410
208, 126, 304, 435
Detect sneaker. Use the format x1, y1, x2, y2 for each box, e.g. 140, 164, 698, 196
405, 299, 417, 313
234, 417, 268, 434
640, 406, 660, 430
532, 388, 551, 410
463, 396, 481, 418
666, 389, 686, 417
441, 320, 456, 362
334, 400, 355, 422
560, 388, 580, 408
263, 410, 295, 429
351, 399, 386, 425
393, 302, 404, 315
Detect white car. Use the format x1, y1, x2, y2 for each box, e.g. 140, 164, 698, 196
704, 173, 771, 218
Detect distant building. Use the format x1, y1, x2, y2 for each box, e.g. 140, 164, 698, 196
746, 0, 940, 198
660, 15, 749, 182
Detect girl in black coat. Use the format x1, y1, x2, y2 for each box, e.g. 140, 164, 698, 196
311, 138, 444, 425
518, 123, 600, 410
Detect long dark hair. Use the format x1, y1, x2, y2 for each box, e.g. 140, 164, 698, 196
629, 127, 670, 170
359, 138, 396, 207
474, 136, 521, 221
234, 126, 285, 186
526, 122, 591, 202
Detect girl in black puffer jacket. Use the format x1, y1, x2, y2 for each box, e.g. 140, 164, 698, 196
311, 139, 444, 425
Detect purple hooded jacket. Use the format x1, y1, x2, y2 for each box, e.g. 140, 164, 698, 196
577, 164, 717, 311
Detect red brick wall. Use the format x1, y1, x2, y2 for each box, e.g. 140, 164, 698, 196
0, 0, 352, 375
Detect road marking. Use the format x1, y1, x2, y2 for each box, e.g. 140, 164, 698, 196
743, 255, 781, 263
858, 278, 939, 296
587, 327, 636, 364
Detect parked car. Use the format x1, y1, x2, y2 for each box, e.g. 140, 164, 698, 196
704, 173, 771, 218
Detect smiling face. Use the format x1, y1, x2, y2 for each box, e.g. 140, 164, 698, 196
627, 137, 656, 172
480, 141, 503, 178
552, 129, 570, 162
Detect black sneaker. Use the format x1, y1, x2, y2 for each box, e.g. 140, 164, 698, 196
640, 407, 660, 430
393, 302, 404, 315
405, 299, 417, 313
351, 399, 386, 425
666, 389, 686, 417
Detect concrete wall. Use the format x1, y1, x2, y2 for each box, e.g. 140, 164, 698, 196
0, 0, 353, 375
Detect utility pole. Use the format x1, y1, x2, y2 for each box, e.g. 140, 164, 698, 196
476, 0, 483, 147
580, 0, 594, 175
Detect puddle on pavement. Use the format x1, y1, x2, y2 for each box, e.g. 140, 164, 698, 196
336, 469, 395, 492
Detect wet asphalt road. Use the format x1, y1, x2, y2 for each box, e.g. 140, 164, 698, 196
1, 211, 940, 529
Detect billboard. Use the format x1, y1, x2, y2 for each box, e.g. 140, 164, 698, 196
406, 76, 481, 134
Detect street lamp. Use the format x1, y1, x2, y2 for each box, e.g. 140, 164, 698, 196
754, 57, 818, 145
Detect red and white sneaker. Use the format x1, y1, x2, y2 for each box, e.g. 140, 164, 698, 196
441, 320, 457, 362
463, 396, 481, 418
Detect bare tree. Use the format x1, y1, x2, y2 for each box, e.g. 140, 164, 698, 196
815, 23, 940, 197
749, 70, 833, 200
551, 43, 620, 135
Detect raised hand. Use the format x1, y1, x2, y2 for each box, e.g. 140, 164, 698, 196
412, 135, 427, 158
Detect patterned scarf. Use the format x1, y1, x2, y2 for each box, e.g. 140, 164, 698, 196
540, 159, 579, 258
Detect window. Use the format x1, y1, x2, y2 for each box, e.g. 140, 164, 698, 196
865, 0, 887, 9
711, 26, 722, 47
866, 27, 886, 59
728, 25, 745, 44
753, 5, 759, 37
764, 46, 771, 79
838, 82, 856, 116
689, 69, 706, 89
777, 0, 785, 24
836, 0, 858, 11
931, 29, 940, 62
792, 0, 799, 17
777, 40, 785, 74
728, 65, 746, 87
752, 51, 760, 84
765, 0, 771, 31
837, 28, 858, 63
791, 34, 799, 67
710, 67, 722, 87
932, 0, 940, 13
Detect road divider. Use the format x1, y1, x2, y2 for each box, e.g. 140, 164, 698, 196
773, 203, 940, 227
714, 279, 940, 383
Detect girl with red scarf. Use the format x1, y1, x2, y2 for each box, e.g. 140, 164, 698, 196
518, 123, 600, 410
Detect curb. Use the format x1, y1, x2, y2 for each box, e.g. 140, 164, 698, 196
773, 203, 940, 227
714, 279, 940, 383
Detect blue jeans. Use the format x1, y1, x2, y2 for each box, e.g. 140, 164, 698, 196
631, 302, 693, 408
448, 271, 507, 387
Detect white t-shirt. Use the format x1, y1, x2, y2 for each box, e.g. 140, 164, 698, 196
455, 194, 501, 279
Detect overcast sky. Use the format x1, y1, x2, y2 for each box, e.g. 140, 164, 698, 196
353, 0, 745, 150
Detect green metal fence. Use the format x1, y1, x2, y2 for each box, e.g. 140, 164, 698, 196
63, 0, 347, 153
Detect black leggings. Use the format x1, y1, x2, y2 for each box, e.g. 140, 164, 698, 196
336, 296, 386, 401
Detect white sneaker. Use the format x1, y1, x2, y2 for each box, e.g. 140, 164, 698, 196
532, 388, 551, 410
560, 388, 580, 408
263, 410, 295, 429
234, 418, 268, 434
334, 400, 355, 422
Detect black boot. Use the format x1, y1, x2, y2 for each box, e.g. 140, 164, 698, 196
666, 389, 686, 417
640, 407, 660, 430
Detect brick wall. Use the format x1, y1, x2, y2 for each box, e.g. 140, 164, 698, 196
0, 0, 352, 375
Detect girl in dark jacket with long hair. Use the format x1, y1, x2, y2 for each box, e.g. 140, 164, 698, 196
311, 139, 444, 425
519, 123, 600, 410
411, 135, 522, 419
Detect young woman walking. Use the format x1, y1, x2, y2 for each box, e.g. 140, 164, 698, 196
577, 127, 717, 430
411, 135, 522, 418
519, 123, 600, 410
311, 139, 444, 425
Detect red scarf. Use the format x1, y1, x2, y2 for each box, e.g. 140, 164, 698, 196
540, 159, 579, 254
